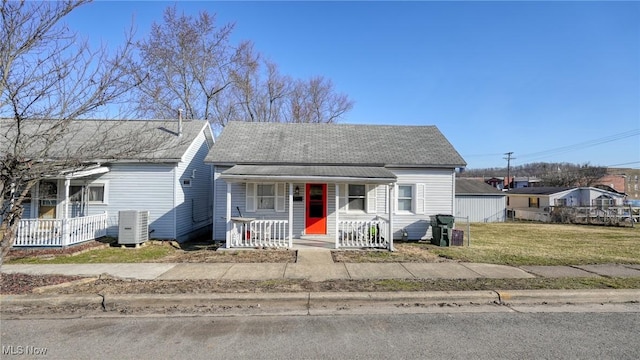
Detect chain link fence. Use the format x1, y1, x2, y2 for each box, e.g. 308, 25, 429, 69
453, 216, 471, 246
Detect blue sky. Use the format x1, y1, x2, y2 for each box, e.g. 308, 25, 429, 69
66, 1, 639, 169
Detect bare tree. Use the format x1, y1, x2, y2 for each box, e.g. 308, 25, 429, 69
129, 6, 247, 125
541, 163, 607, 187
131, 6, 354, 131
0, 0, 144, 260
286, 77, 353, 124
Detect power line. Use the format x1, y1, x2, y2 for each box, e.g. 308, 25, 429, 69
517, 129, 640, 161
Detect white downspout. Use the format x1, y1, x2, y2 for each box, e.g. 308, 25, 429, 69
288, 183, 293, 248
388, 183, 395, 251
225, 182, 232, 249
335, 183, 340, 249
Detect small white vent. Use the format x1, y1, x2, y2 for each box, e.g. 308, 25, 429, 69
118, 210, 149, 245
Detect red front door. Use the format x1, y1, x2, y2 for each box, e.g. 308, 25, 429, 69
305, 184, 327, 235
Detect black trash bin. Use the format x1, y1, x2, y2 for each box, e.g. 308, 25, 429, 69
430, 214, 455, 246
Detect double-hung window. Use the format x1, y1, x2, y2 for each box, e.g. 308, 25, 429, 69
246, 183, 285, 212
347, 184, 366, 211
397, 185, 413, 212
257, 184, 275, 210
69, 182, 107, 204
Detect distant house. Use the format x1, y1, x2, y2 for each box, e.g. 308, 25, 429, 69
485, 177, 508, 190
205, 121, 466, 250
455, 179, 506, 222
512, 176, 542, 189
4, 119, 214, 247
506, 186, 626, 222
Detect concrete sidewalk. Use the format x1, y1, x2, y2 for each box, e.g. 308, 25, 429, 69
3, 249, 640, 281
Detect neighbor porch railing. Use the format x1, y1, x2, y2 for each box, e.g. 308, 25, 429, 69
14, 213, 108, 247
229, 219, 289, 248
509, 209, 550, 222
338, 219, 388, 248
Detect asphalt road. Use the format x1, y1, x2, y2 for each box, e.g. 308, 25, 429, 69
2, 304, 639, 359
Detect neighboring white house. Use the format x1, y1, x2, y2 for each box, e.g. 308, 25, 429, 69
506, 186, 626, 222
455, 178, 506, 222
4, 119, 214, 246
205, 121, 467, 250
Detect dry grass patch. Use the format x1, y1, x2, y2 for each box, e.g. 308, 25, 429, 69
332, 243, 448, 263
432, 222, 640, 266
37, 277, 640, 295
7, 240, 297, 264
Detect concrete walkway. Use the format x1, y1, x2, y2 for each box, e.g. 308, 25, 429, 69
3, 249, 640, 281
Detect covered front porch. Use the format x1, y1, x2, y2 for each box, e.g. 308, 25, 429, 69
13, 166, 110, 247
217, 165, 398, 250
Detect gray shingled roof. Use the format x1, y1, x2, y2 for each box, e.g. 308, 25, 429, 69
222, 165, 397, 181
205, 122, 466, 167
456, 178, 506, 196
1, 119, 208, 162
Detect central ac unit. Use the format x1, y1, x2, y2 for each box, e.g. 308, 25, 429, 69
118, 210, 149, 245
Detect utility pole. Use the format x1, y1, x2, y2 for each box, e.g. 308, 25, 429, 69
504, 152, 515, 190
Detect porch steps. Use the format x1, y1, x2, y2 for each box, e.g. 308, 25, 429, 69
293, 236, 335, 250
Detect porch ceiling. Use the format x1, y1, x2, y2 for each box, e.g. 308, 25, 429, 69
220, 165, 397, 184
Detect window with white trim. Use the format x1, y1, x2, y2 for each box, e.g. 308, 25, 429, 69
257, 184, 275, 210
397, 185, 413, 212
246, 183, 286, 212
347, 184, 366, 211
88, 183, 106, 204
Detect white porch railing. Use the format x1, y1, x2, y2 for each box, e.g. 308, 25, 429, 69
338, 219, 388, 248
230, 220, 289, 248
14, 213, 108, 247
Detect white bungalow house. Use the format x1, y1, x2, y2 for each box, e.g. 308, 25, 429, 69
205, 121, 466, 250
3, 119, 214, 247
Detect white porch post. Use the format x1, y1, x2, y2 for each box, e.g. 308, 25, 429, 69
62, 179, 71, 246
288, 183, 293, 248
388, 183, 395, 251
64, 179, 70, 219
335, 183, 340, 249
225, 182, 232, 249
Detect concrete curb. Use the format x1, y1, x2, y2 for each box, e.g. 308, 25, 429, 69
496, 289, 640, 305
0, 294, 103, 309
102, 292, 310, 312
309, 290, 499, 307
3, 289, 638, 315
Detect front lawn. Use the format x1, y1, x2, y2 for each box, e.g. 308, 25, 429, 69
7, 223, 639, 267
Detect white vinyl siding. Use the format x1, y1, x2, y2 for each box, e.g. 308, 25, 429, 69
390, 168, 455, 240
456, 195, 506, 222
174, 125, 213, 241
96, 163, 176, 239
